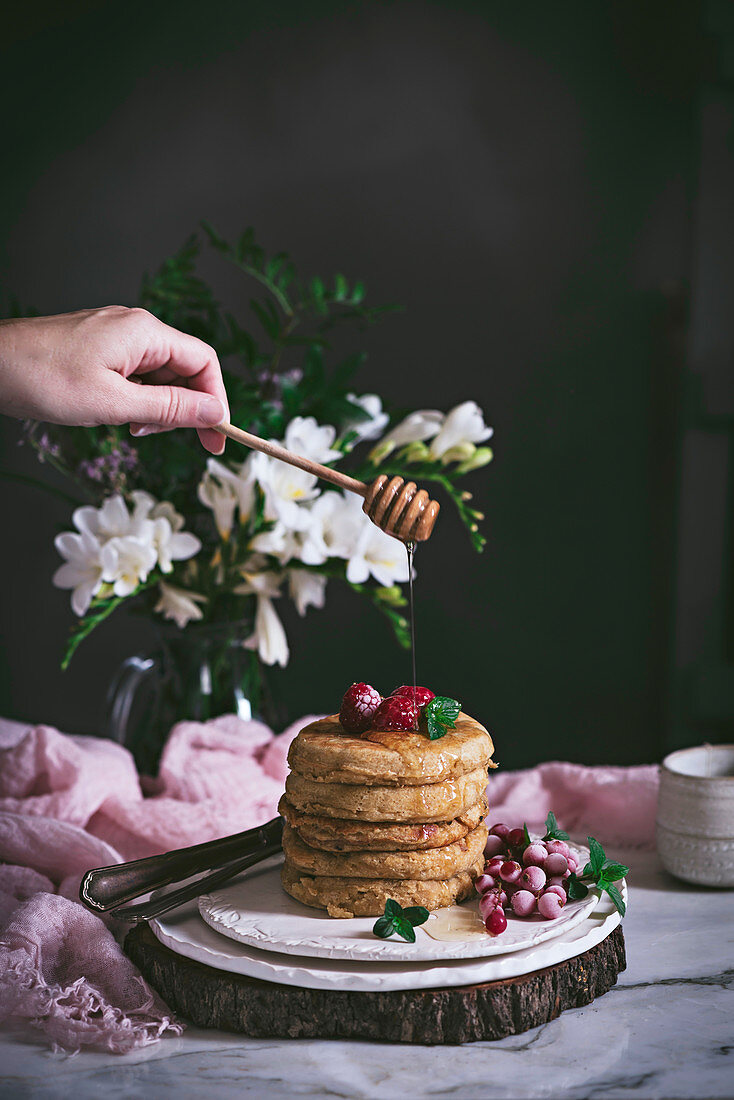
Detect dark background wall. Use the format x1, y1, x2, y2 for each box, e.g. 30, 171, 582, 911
1, 0, 731, 769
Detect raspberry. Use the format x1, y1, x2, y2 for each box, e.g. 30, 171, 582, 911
391, 685, 435, 709
370, 694, 418, 732
339, 682, 382, 734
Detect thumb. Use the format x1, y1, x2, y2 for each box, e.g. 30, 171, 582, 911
124, 384, 226, 432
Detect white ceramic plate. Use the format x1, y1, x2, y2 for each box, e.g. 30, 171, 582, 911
198, 843, 598, 963
152, 882, 624, 993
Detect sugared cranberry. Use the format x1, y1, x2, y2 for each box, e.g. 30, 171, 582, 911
484, 833, 506, 858
485, 908, 508, 936
522, 843, 548, 867
499, 860, 522, 884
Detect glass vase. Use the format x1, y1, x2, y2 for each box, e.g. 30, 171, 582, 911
103, 621, 264, 775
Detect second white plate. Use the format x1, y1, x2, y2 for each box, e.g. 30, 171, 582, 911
198, 843, 598, 963
153, 885, 624, 992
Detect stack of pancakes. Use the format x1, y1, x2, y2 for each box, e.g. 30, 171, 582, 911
279, 712, 496, 917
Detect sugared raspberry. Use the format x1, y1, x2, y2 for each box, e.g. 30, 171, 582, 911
339, 682, 382, 734
391, 685, 435, 709
370, 694, 418, 732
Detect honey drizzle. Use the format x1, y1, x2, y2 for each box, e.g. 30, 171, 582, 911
406, 541, 418, 728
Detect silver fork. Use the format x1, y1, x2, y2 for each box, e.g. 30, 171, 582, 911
79, 816, 283, 923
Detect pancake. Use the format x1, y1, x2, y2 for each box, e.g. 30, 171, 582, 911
282, 820, 488, 880
285, 766, 489, 823
278, 795, 488, 851
281, 854, 485, 917
287, 712, 495, 786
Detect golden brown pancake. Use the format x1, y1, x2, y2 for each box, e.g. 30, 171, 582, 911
284, 766, 489, 823
281, 854, 485, 918
282, 820, 488, 880
287, 712, 495, 786
278, 795, 487, 851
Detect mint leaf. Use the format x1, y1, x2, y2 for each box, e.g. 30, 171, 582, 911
600, 861, 629, 883
566, 873, 589, 900
425, 696, 461, 740
602, 882, 626, 916
588, 837, 606, 876
543, 811, 570, 842
372, 916, 395, 938
384, 899, 402, 920
523, 823, 532, 848
402, 906, 430, 927
394, 917, 417, 943
373, 900, 430, 941
581, 861, 593, 878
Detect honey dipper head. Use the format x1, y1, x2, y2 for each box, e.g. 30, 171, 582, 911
362, 475, 440, 542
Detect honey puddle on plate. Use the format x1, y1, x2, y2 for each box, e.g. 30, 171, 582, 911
423, 904, 487, 942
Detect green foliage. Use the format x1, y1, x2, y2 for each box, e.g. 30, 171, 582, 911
424, 695, 461, 740
372, 899, 430, 943
568, 835, 629, 916
542, 810, 570, 843
61, 577, 159, 670
11, 223, 492, 666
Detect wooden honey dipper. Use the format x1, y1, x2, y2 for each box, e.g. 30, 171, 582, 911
217, 422, 440, 542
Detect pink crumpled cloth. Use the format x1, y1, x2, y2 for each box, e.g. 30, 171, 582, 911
0, 713, 659, 1054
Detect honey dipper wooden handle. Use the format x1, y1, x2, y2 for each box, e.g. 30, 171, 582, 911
216, 422, 368, 497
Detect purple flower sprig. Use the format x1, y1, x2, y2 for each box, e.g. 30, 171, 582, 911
78, 442, 138, 490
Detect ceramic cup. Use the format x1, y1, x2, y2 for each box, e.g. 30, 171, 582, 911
656, 744, 734, 887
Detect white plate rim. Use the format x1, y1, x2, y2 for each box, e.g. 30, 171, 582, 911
151, 884, 624, 993
197, 842, 598, 963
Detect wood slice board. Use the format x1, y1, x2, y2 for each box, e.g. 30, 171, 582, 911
125, 923, 626, 1044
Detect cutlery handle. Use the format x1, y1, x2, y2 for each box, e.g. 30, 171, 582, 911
112, 843, 282, 924
79, 816, 283, 913
217, 422, 368, 497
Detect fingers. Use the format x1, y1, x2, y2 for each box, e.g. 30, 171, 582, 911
121, 312, 230, 455
115, 375, 227, 454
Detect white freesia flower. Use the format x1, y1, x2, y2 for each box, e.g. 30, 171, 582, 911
250, 450, 319, 530
53, 530, 104, 616
244, 596, 289, 667
72, 495, 135, 541
428, 401, 493, 461
234, 569, 283, 599
234, 569, 289, 666
289, 570, 328, 616
249, 522, 298, 564
307, 490, 363, 560
284, 416, 340, 464
151, 518, 201, 573
198, 472, 237, 540
197, 457, 256, 539
54, 492, 201, 615
100, 535, 158, 597
343, 394, 389, 443
339, 495, 411, 587
209, 458, 257, 520
148, 498, 186, 532
368, 410, 444, 462
155, 582, 207, 629
245, 417, 341, 532
251, 515, 329, 567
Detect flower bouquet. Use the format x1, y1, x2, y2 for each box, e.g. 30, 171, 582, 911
18, 226, 493, 759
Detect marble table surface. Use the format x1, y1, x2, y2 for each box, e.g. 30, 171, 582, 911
1, 848, 732, 1100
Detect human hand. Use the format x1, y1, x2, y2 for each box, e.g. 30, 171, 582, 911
0, 306, 230, 454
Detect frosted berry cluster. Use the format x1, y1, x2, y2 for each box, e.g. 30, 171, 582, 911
475, 824, 579, 935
